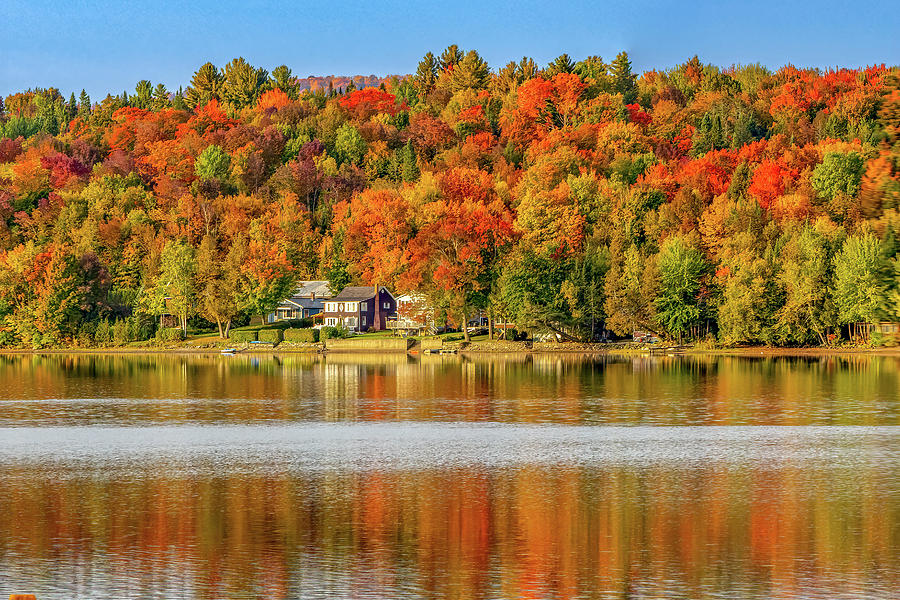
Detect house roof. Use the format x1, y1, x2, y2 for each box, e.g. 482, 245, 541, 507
330, 286, 392, 301
278, 297, 325, 310
294, 280, 332, 298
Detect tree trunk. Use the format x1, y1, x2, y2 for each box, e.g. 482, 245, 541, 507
181, 314, 187, 336
216, 317, 225, 339
225, 319, 232, 339
461, 309, 470, 343
488, 311, 494, 341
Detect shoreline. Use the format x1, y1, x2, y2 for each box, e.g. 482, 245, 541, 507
2, 343, 898, 358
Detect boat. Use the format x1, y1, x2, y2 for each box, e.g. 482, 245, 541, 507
220, 348, 238, 355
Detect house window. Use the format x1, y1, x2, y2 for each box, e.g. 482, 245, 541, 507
361, 315, 366, 326
383, 302, 390, 308
326, 318, 337, 326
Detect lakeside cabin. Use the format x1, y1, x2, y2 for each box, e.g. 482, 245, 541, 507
323, 286, 397, 332
267, 281, 333, 323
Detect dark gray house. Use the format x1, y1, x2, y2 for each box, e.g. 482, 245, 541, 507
322, 286, 397, 332
267, 281, 333, 323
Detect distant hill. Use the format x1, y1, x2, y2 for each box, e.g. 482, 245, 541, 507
298, 74, 408, 92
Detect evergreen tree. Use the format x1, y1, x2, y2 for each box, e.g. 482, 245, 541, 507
516, 57, 539, 81
575, 56, 611, 96
78, 89, 91, 118
173, 86, 187, 110
222, 57, 269, 109
439, 44, 462, 71
400, 140, 419, 182
727, 162, 752, 200
134, 80, 152, 109
694, 112, 726, 155
270, 65, 299, 99
185, 62, 223, 108
415, 52, 438, 96
67, 92, 77, 122
152, 83, 170, 110
450, 50, 489, 91
610, 51, 637, 104
544, 53, 575, 77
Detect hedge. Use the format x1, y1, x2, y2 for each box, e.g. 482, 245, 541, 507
229, 330, 257, 343
258, 329, 284, 343
321, 325, 350, 340
285, 328, 319, 343
157, 327, 184, 342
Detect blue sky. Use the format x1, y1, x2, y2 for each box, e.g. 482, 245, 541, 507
1, 0, 898, 99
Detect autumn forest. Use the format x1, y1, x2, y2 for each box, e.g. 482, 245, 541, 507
1, 48, 899, 348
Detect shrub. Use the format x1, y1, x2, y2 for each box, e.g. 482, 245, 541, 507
76, 322, 95, 348
112, 319, 129, 346
285, 328, 319, 343
157, 327, 184, 342
229, 329, 257, 343
94, 320, 111, 345
258, 328, 284, 343
321, 325, 349, 340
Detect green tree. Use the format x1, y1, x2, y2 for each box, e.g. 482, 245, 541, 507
439, 45, 462, 71
334, 123, 367, 166
833, 233, 891, 327
270, 65, 299, 99
499, 249, 574, 340
400, 140, 419, 182
152, 83, 171, 110
184, 62, 223, 108
727, 162, 752, 199
450, 50, 489, 92
173, 86, 187, 110
717, 252, 780, 346
78, 89, 91, 118
604, 244, 658, 336
415, 52, 439, 96
134, 80, 152, 109
610, 51, 637, 104
222, 57, 269, 109
196, 235, 240, 338
517, 57, 539, 81
574, 56, 611, 96
195, 145, 231, 181
693, 112, 726, 156
66, 92, 77, 122
811, 151, 865, 200
152, 240, 197, 335
544, 54, 575, 77
654, 236, 707, 341
775, 225, 837, 345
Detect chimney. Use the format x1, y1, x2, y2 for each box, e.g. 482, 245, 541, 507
373, 285, 381, 330
311, 291, 316, 301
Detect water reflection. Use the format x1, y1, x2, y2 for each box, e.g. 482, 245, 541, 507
1, 459, 897, 599
0, 353, 897, 426
0, 353, 897, 599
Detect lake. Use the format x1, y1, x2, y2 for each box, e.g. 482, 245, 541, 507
0, 352, 897, 599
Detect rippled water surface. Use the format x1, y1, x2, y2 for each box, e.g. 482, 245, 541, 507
0, 352, 898, 599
